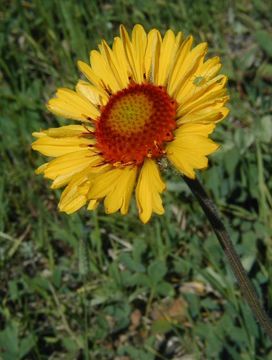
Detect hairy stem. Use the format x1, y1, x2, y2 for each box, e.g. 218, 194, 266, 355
183, 176, 272, 341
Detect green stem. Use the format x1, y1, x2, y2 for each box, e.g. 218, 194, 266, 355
183, 176, 272, 341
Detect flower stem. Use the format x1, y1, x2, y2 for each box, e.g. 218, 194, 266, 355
183, 176, 272, 341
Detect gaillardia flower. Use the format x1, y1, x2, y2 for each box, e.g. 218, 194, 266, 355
32, 25, 229, 223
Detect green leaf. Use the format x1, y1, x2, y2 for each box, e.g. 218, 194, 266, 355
131, 273, 152, 287
241, 303, 259, 340
224, 147, 240, 175
156, 281, 174, 297
78, 237, 90, 276
184, 293, 200, 319
8, 281, 19, 301
259, 116, 272, 143
0, 322, 19, 358
119, 253, 145, 273
147, 260, 167, 284
132, 238, 147, 262
256, 63, 272, 81
61, 337, 79, 353
255, 30, 272, 57
19, 334, 36, 358
151, 319, 172, 334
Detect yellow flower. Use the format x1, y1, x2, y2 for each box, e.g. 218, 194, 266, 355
32, 25, 229, 223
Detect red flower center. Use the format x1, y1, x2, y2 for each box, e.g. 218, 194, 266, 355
95, 83, 177, 165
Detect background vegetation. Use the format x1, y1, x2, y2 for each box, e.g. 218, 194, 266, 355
1, 0, 272, 359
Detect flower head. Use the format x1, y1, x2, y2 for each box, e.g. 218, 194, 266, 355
32, 25, 229, 223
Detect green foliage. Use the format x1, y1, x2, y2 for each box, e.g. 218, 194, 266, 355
0, 321, 36, 360
1, 0, 272, 359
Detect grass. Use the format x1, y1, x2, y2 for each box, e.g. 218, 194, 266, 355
1, 0, 272, 359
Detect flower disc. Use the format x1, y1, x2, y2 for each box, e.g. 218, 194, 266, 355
95, 83, 177, 165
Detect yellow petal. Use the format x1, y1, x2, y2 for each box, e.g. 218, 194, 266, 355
144, 29, 160, 81
58, 170, 93, 214
167, 36, 193, 95
155, 29, 176, 85
47, 88, 100, 122
169, 41, 208, 101
76, 80, 108, 106
32, 136, 94, 157
198, 56, 222, 78
51, 173, 78, 189
59, 186, 85, 211
87, 199, 99, 210
36, 150, 102, 189
131, 24, 147, 82
120, 24, 146, 84
150, 31, 162, 84
88, 166, 137, 215
167, 123, 219, 178
42, 150, 99, 180
35, 162, 48, 174
174, 31, 183, 48
100, 39, 130, 89
90, 50, 120, 93
88, 168, 123, 198
175, 42, 208, 97
32, 131, 46, 138
174, 123, 216, 136
104, 167, 137, 215
177, 75, 228, 117
43, 125, 93, 138
136, 159, 165, 223
178, 96, 229, 120
180, 56, 222, 100
33, 125, 93, 143
77, 60, 107, 93
60, 194, 87, 214
177, 107, 229, 125
112, 36, 131, 79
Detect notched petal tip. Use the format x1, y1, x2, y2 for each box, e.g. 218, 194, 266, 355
136, 159, 165, 224
139, 213, 151, 224
35, 163, 48, 175
32, 131, 46, 138
77, 59, 87, 70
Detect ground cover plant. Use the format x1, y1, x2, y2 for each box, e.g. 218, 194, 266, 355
1, 0, 272, 359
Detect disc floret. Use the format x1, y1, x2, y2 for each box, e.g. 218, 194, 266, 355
95, 83, 177, 165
